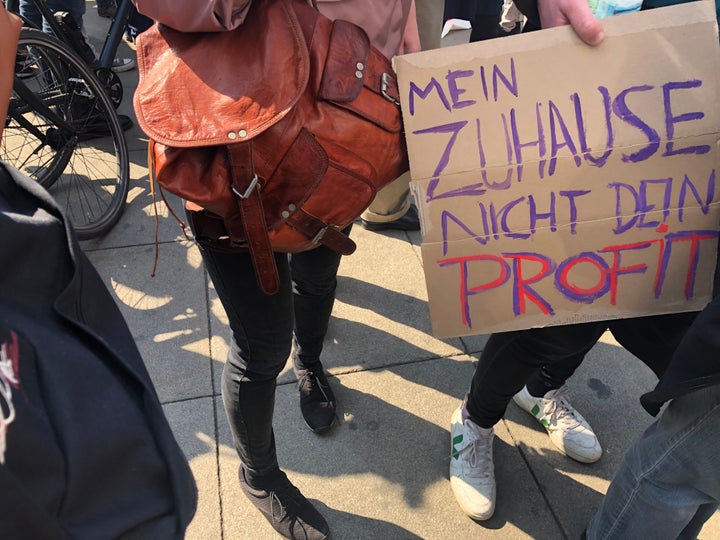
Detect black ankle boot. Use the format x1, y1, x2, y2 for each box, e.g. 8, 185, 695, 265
294, 362, 336, 434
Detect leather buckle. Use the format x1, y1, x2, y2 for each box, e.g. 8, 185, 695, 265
312, 224, 338, 244
232, 174, 260, 199
381, 72, 400, 106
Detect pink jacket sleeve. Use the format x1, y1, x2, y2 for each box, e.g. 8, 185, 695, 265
132, 0, 415, 59
132, 0, 252, 32
316, 0, 413, 58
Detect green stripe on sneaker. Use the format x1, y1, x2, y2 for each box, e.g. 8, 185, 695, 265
531, 404, 550, 427
452, 434, 463, 459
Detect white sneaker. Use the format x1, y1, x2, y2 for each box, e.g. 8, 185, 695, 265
449, 404, 496, 520
513, 385, 602, 463
111, 57, 136, 73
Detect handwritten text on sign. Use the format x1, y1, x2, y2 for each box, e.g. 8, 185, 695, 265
394, 2, 720, 338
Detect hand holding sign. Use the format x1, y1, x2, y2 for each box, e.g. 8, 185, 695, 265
538, 0, 605, 44
395, 1, 720, 338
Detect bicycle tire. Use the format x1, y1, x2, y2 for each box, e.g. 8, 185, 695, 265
2, 28, 130, 240
9, 39, 72, 186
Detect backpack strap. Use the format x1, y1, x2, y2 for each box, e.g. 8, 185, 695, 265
226, 142, 280, 295
286, 209, 356, 255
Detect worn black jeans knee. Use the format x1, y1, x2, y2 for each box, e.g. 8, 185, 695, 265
196, 226, 347, 478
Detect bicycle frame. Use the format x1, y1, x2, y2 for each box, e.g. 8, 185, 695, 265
96, 0, 132, 70
10, 75, 76, 137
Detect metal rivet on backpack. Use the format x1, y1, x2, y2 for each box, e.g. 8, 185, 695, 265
227, 131, 237, 140
356, 62, 364, 70
238, 129, 248, 138
355, 70, 363, 79
281, 210, 290, 218
288, 203, 296, 211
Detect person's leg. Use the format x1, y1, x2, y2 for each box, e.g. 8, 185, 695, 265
466, 323, 607, 427
609, 311, 698, 379
198, 244, 329, 539
361, 0, 444, 233
515, 311, 698, 466
414, 0, 442, 51
360, 171, 419, 231
525, 349, 590, 397
469, 0, 504, 42
290, 225, 349, 433
677, 503, 720, 540
44, 0, 135, 72
513, 346, 603, 463
45, 0, 84, 28
18, 0, 42, 28
444, 0, 478, 21
586, 384, 720, 539
451, 322, 607, 520
521, 331, 596, 400
475, 326, 604, 464
125, 5, 153, 42
201, 248, 293, 480
291, 227, 347, 365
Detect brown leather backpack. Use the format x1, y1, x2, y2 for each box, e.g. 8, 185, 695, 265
133, 0, 409, 294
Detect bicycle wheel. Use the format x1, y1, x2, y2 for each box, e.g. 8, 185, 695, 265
2, 28, 130, 240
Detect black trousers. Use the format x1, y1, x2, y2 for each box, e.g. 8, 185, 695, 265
194, 222, 349, 482
466, 311, 698, 427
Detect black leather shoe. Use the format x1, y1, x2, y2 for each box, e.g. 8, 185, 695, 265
295, 365, 336, 434
360, 204, 420, 231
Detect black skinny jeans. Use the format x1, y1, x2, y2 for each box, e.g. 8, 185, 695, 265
196, 227, 348, 480
467, 312, 698, 428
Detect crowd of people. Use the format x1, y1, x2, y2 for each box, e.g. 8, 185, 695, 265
2, 0, 720, 539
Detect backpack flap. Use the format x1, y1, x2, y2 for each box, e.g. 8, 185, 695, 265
318, 20, 402, 134
133, 0, 309, 148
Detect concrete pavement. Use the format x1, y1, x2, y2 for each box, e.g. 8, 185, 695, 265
78, 6, 719, 539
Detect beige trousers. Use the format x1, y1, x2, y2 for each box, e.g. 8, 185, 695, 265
361, 0, 443, 222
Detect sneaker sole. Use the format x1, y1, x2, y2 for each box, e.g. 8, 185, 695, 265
450, 479, 495, 521
553, 435, 602, 464
304, 417, 335, 435
111, 61, 137, 73
359, 218, 419, 232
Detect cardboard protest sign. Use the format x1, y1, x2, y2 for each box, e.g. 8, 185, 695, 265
394, 1, 720, 338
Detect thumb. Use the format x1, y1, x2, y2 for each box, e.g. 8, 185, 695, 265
564, 0, 606, 45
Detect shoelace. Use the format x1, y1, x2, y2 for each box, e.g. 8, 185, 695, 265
268, 482, 302, 523
454, 427, 493, 480
541, 386, 582, 431
267, 482, 319, 539
299, 371, 331, 403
